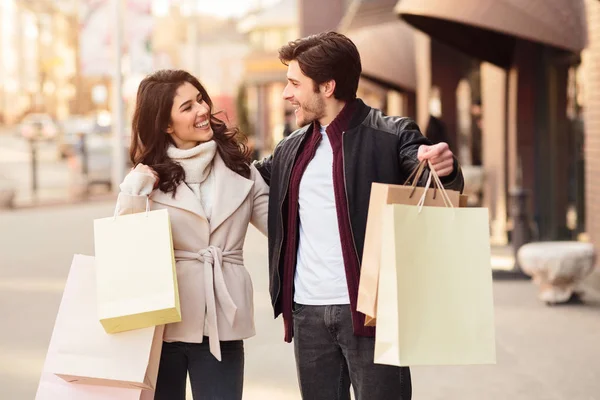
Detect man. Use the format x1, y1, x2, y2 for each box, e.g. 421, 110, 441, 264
254, 32, 464, 400
283, 109, 295, 137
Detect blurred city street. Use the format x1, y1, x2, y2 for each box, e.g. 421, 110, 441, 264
0, 124, 115, 208
0, 126, 76, 206
1, 202, 600, 399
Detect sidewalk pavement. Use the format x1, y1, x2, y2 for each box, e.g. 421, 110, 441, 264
0, 175, 114, 210
1, 201, 599, 399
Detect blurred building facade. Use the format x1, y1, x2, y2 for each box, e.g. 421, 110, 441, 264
158, 8, 250, 124
0, 0, 250, 130
0, 0, 78, 124
238, 0, 348, 157
340, 0, 417, 120
582, 0, 600, 269
332, 0, 598, 256
392, 0, 592, 252
238, 0, 299, 157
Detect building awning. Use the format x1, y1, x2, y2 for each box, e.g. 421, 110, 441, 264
347, 21, 416, 92
340, 0, 416, 92
339, 0, 400, 31
396, 0, 588, 67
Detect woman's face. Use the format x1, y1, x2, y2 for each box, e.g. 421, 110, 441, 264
166, 82, 214, 149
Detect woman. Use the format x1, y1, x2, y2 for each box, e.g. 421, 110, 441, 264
117, 69, 268, 399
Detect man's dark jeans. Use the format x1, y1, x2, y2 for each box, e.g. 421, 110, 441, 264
154, 339, 244, 400
293, 304, 411, 400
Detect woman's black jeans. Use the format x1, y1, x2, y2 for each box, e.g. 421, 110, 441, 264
154, 339, 244, 400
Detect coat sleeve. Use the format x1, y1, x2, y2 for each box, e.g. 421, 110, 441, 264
115, 170, 156, 216
253, 154, 273, 186
249, 164, 269, 236
396, 118, 465, 193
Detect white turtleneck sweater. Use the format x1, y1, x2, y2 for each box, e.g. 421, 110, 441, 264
120, 140, 218, 218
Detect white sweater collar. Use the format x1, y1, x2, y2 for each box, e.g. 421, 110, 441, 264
167, 140, 218, 184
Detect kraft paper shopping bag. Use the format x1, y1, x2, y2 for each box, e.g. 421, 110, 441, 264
358, 161, 462, 326
374, 167, 496, 366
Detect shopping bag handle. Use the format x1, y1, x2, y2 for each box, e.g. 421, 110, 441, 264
416, 161, 454, 212
403, 160, 427, 187
405, 160, 445, 201
428, 161, 454, 207
112, 193, 151, 220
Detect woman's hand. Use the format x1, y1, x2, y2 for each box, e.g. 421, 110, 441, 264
133, 163, 159, 189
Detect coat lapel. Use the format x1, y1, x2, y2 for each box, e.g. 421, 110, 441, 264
210, 153, 253, 233
151, 181, 208, 220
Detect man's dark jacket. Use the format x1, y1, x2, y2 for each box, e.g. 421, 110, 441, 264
254, 99, 465, 336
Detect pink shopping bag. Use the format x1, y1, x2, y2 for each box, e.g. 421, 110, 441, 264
35, 254, 163, 399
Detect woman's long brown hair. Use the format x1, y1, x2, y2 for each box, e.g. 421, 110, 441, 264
130, 69, 251, 194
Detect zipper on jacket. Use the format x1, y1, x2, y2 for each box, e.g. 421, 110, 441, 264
341, 132, 361, 265
273, 143, 302, 309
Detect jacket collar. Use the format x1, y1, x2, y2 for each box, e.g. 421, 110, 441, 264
308, 98, 371, 135
347, 98, 371, 131
209, 152, 253, 233
282, 98, 371, 152
150, 152, 253, 233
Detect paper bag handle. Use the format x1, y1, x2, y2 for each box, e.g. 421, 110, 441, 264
404, 160, 427, 187
112, 192, 151, 220
405, 159, 446, 201
417, 161, 454, 211
428, 161, 454, 207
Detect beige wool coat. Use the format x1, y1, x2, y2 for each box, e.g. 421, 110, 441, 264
117, 153, 269, 360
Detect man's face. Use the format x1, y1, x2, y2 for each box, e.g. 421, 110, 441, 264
282, 60, 326, 127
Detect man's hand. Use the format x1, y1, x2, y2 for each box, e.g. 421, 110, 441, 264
417, 142, 454, 177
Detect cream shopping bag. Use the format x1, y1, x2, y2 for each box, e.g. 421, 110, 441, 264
35, 254, 163, 398
94, 195, 180, 333
374, 165, 496, 366
358, 161, 463, 326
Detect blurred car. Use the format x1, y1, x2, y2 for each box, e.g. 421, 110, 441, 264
18, 113, 60, 141
57, 116, 98, 159
84, 133, 113, 188
59, 115, 130, 190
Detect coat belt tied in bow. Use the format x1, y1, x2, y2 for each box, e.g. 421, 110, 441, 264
174, 246, 243, 361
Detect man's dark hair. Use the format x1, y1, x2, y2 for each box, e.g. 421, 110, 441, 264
279, 31, 361, 101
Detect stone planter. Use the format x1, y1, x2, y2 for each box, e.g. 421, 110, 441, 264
517, 241, 596, 304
